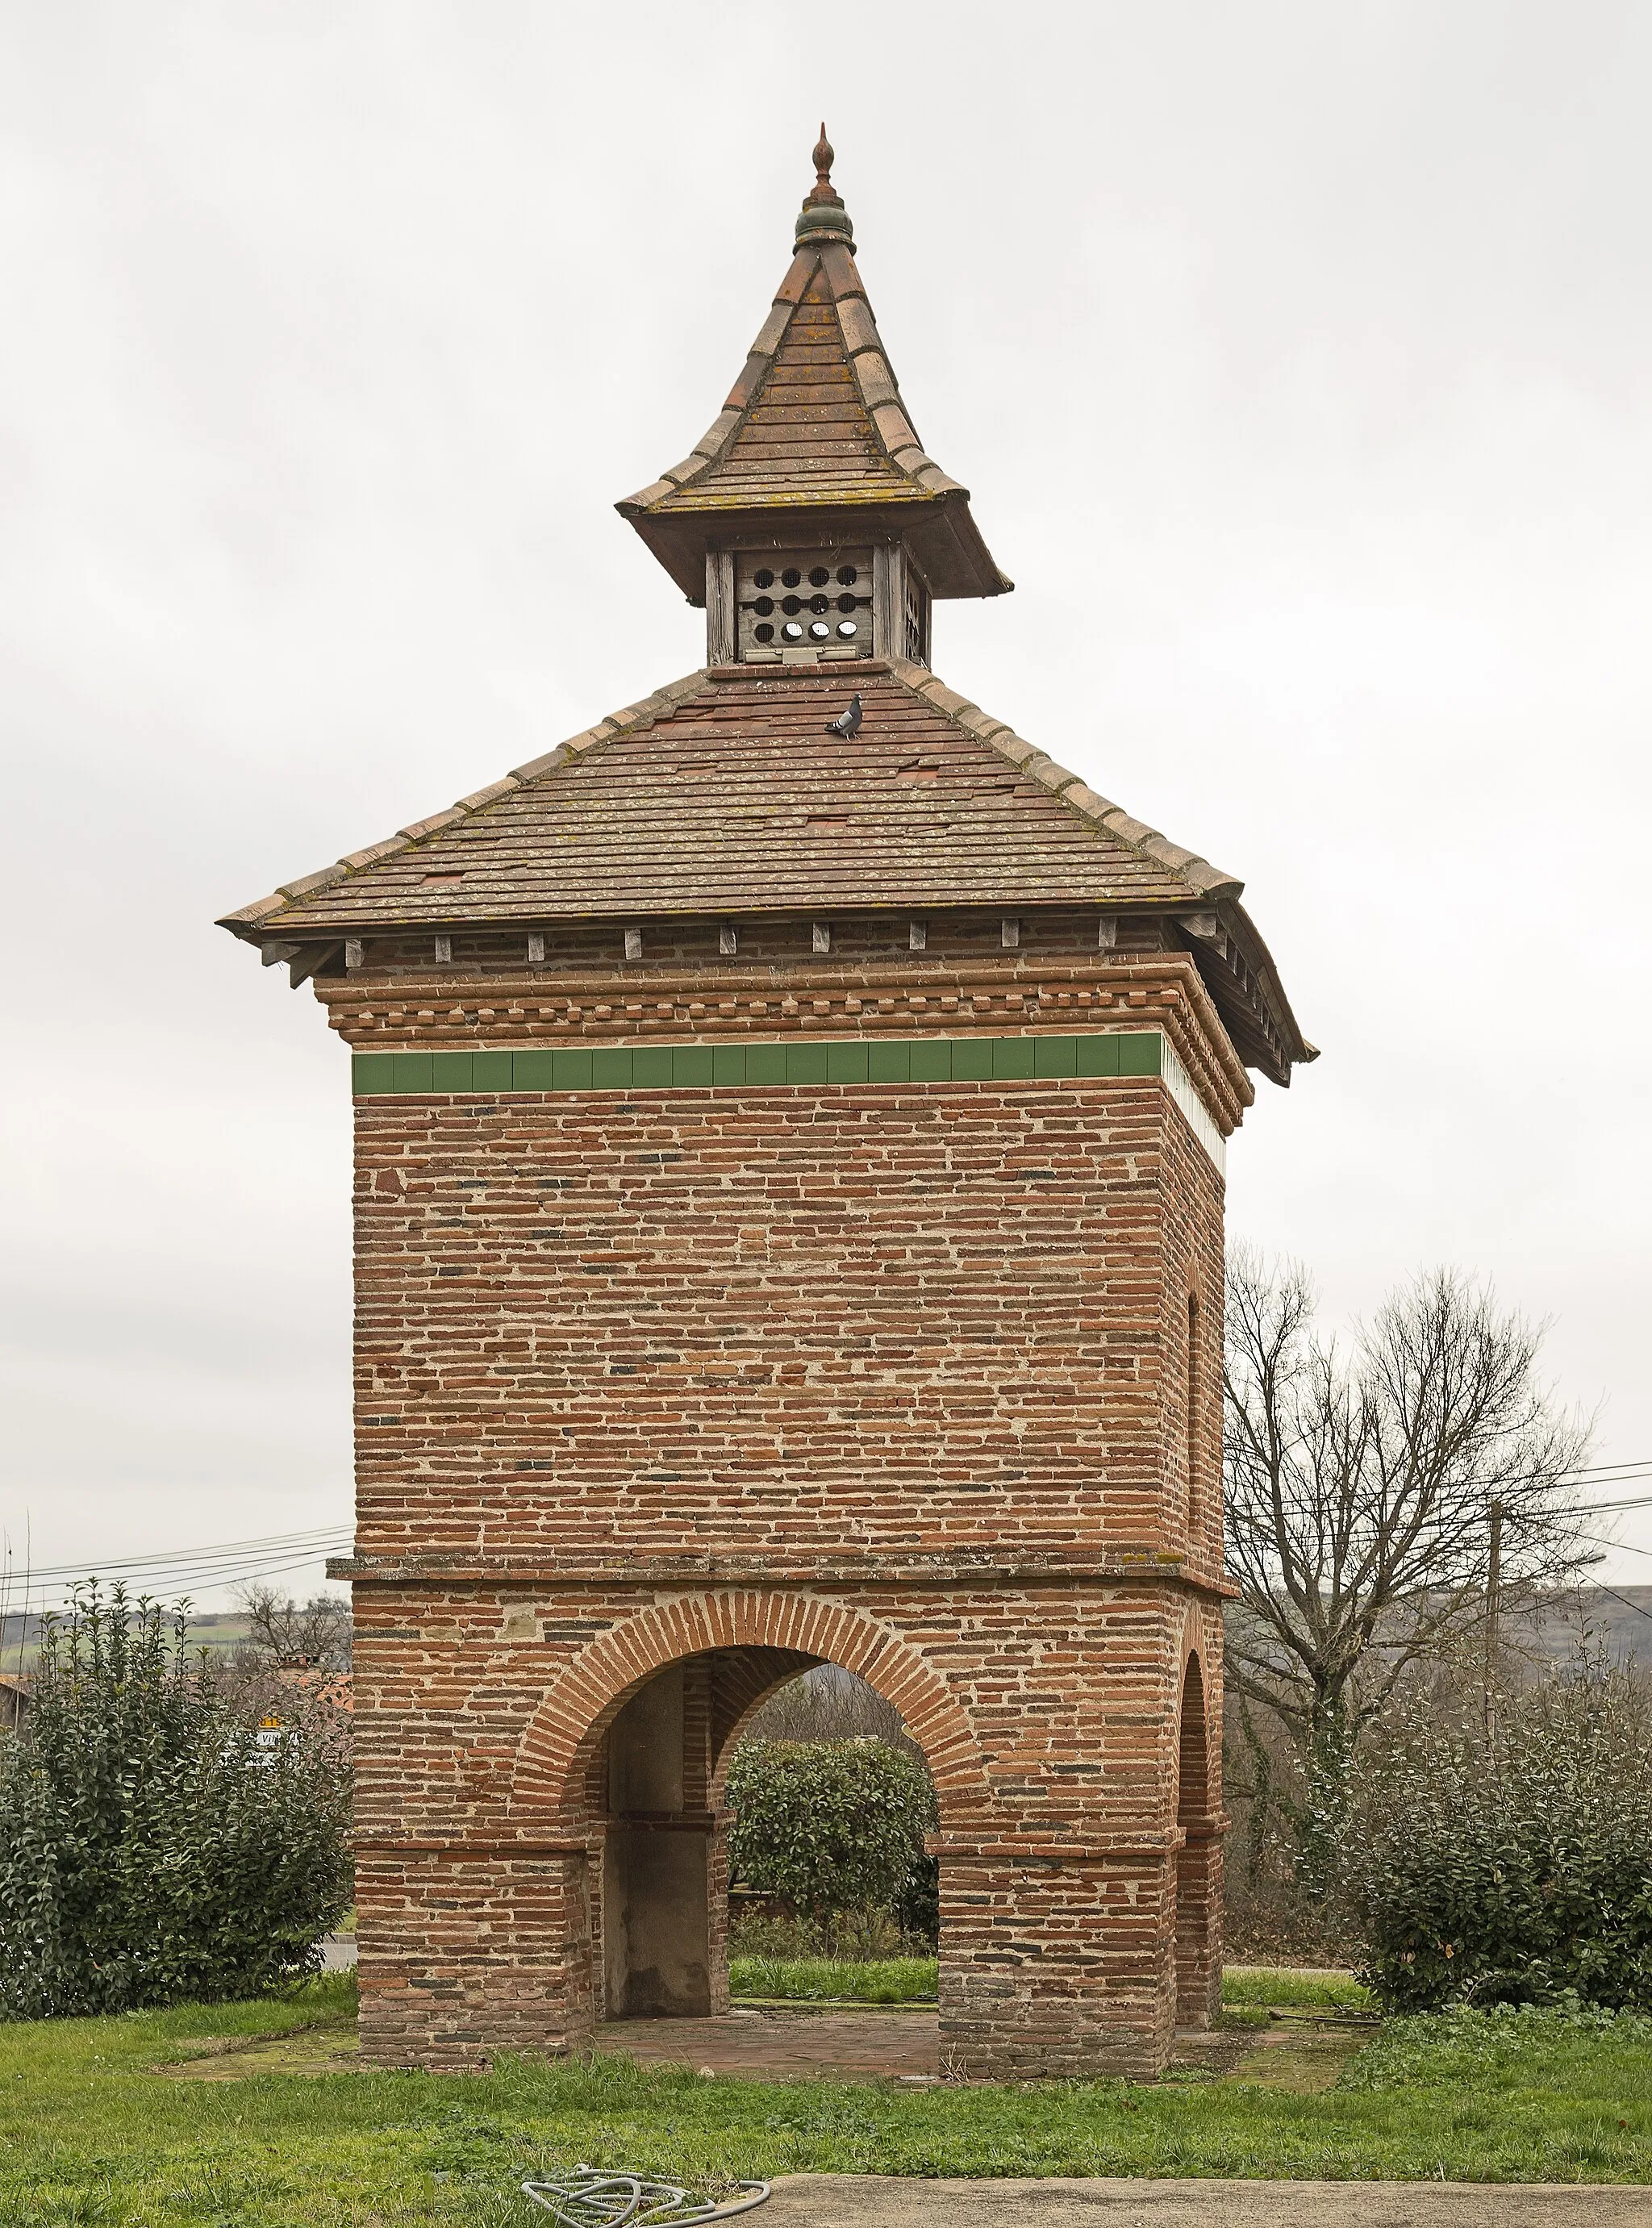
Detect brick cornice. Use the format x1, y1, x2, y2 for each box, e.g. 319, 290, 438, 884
328, 1554, 1237, 1600
317, 953, 1252, 1131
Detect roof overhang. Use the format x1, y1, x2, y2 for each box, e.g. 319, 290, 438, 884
617, 491, 1013, 603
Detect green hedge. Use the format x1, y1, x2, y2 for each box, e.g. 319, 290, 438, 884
0, 1589, 352, 2019
1342, 1658, 1652, 2013
726, 1738, 936, 1918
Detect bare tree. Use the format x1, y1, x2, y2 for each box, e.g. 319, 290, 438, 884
1222, 1248, 1592, 1753
745, 1665, 921, 1756
232, 1584, 353, 1674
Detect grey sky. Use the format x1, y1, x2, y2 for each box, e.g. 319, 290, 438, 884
3, 2, 1649, 1607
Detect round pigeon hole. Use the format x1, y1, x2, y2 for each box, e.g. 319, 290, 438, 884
836, 565, 858, 585
781, 621, 803, 640
753, 569, 774, 590
809, 566, 831, 587
836, 593, 857, 614
754, 623, 774, 643
836, 620, 857, 638
781, 568, 802, 588
753, 596, 774, 616
809, 621, 830, 640
781, 595, 803, 615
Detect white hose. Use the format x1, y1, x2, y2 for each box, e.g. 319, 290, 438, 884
521, 2165, 771, 2226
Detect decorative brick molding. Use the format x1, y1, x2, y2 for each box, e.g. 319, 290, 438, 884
320, 956, 1252, 1139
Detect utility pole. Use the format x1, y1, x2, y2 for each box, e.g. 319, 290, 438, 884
1483, 1497, 1504, 1743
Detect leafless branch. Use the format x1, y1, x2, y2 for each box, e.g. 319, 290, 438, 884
1223, 1246, 1593, 1748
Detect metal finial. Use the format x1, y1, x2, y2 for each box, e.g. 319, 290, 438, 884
795, 119, 853, 249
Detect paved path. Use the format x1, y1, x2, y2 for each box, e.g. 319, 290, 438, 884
764, 2177, 1652, 2227
596, 2009, 941, 2080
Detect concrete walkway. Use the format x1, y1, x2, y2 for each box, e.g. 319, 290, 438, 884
763, 2177, 1652, 2227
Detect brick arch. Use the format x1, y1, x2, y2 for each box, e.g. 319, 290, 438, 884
1175, 1648, 1211, 1823
512, 1592, 989, 1826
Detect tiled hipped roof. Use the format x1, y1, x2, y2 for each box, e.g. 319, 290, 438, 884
219, 657, 1314, 1082
218, 133, 1314, 1087
221, 661, 1240, 933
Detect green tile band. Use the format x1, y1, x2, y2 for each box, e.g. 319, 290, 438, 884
352, 1033, 1164, 1097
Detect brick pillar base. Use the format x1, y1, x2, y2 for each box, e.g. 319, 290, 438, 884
938, 1856, 1174, 2081
706, 1817, 731, 2016
1174, 1821, 1223, 2031
356, 1847, 594, 2070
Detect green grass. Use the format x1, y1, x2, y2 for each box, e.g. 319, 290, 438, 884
1221, 1967, 1371, 2009
728, 1959, 1367, 2011
1, 1982, 1649, 2226
730, 1956, 937, 2003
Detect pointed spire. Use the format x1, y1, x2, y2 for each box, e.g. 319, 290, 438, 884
617, 126, 1012, 603
795, 120, 854, 251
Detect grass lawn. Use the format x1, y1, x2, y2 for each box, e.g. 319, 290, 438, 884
2, 1979, 1649, 2226
728, 1959, 1370, 2009
730, 1955, 939, 2003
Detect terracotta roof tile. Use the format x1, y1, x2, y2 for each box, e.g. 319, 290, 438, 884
615, 169, 1012, 600
223, 662, 1243, 939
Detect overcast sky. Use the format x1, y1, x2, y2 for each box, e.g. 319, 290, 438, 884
3, 2, 1650, 1611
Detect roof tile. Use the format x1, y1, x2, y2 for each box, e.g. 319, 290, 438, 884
398, 807, 466, 841
456, 777, 521, 813
277, 864, 348, 899
227, 664, 1242, 937
340, 836, 412, 871
772, 249, 818, 305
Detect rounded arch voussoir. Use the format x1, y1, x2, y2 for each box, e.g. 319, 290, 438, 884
511, 1591, 987, 1825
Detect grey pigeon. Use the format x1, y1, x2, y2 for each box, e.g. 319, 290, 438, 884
824, 692, 862, 739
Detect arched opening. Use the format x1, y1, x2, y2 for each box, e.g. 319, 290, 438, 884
598, 1650, 941, 2021
511, 1592, 986, 2033
599, 1646, 813, 2018
1172, 1652, 1216, 2031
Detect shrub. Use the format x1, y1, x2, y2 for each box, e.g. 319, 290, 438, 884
725, 1737, 937, 1921
892, 1851, 941, 1947
1341, 1654, 1652, 2013
0, 1587, 353, 2020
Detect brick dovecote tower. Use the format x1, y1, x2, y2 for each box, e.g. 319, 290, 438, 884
220, 131, 1313, 2079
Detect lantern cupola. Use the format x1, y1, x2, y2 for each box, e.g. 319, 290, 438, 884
617, 127, 1012, 670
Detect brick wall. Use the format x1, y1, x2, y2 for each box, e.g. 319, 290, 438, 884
349, 1070, 1224, 1577
340, 1012, 1229, 2077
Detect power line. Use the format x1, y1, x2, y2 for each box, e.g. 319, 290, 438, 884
0, 1526, 353, 1621
0, 1525, 350, 1581
2, 1454, 1649, 1607
1577, 1533, 1652, 1563
1595, 1583, 1652, 1627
